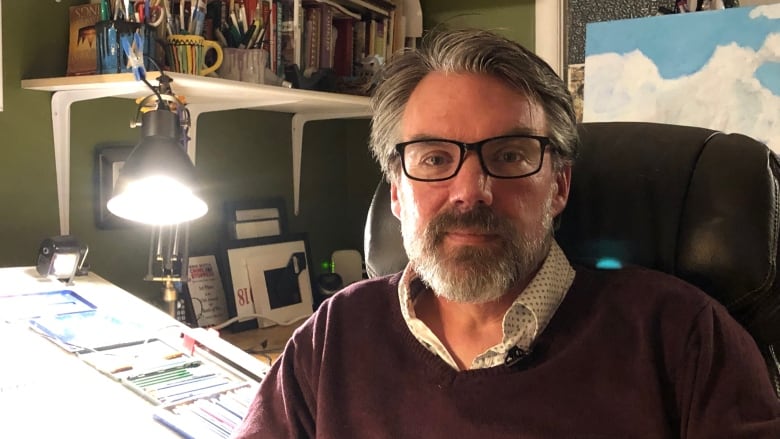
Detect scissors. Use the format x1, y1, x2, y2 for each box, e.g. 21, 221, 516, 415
134, 0, 165, 27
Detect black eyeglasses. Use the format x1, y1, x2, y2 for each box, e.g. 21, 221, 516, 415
395, 135, 551, 182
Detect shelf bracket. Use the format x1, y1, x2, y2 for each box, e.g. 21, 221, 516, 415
291, 111, 371, 215
50, 89, 138, 235
186, 102, 268, 163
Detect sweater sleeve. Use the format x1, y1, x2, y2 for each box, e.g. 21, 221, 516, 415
676, 301, 780, 438
231, 322, 318, 439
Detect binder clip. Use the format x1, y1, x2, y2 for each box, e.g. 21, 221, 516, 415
121, 29, 147, 81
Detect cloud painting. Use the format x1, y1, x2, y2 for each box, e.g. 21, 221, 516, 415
583, 5, 780, 152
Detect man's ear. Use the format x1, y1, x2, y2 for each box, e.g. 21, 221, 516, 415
551, 165, 572, 217
390, 180, 402, 220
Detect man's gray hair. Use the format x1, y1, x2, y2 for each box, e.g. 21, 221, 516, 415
369, 28, 579, 182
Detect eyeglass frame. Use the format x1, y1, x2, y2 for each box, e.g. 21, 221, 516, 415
394, 134, 552, 182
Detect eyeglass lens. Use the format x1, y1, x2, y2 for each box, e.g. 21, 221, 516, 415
401, 136, 544, 180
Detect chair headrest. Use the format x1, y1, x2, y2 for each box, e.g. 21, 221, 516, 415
364, 180, 407, 278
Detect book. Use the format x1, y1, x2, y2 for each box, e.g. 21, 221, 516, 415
368, 18, 377, 57
391, 0, 406, 54
375, 18, 387, 58
279, 0, 297, 72
245, 0, 259, 23
303, 4, 321, 71
66, 3, 101, 76
353, 19, 367, 65
333, 17, 355, 76
275, 0, 282, 76
318, 4, 337, 69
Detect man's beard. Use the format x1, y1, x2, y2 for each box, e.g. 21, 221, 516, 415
402, 193, 555, 304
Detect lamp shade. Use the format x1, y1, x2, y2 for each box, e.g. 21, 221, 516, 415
107, 110, 208, 225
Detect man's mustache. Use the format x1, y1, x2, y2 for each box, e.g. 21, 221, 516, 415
426, 205, 516, 245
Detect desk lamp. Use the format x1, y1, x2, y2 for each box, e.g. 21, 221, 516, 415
107, 73, 207, 317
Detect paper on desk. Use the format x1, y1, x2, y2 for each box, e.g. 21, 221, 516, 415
187, 255, 230, 328
28, 309, 153, 353
0, 289, 95, 322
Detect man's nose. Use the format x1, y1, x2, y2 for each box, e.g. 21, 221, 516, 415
448, 153, 493, 209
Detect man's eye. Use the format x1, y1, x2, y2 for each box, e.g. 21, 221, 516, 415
493, 148, 528, 163
420, 152, 453, 167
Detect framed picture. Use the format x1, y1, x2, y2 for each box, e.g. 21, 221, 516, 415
94, 143, 136, 229
224, 198, 288, 241
221, 233, 314, 331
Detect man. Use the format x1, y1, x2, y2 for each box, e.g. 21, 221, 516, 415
234, 29, 780, 438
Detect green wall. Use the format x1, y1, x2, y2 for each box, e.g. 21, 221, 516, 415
0, 1, 534, 309
421, 0, 535, 47
0, 1, 380, 307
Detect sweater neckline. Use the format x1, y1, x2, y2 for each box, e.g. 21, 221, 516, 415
386, 273, 547, 381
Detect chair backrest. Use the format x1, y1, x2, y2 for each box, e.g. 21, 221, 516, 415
364, 121, 780, 396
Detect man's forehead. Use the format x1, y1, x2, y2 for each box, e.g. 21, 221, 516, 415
400, 72, 547, 140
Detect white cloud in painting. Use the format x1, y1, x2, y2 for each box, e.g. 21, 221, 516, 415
583, 33, 780, 151
749, 4, 780, 20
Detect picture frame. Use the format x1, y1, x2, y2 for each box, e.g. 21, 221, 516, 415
223, 198, 288, 241
94, 143, 136, 229
221, 233, 314, 332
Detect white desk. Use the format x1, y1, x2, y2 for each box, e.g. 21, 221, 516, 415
0, 267, 266, 438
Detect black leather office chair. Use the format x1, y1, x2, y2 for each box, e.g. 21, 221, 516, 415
364, 121, 780, 397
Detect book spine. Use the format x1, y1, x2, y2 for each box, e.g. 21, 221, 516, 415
353, 19, 367, 65
304, 6, 321, 71
368, 18, 377, 57
319, 4, 335, 69
276, 0, 283, 76
374, 18, 385, 59
279, 0, 296, 71
386, 10, 394, 57
245, 0, 259, 22
333, 18, 354, 77
260, 0, 272, 50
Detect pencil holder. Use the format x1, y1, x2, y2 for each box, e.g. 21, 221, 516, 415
165, 35, 224, 76
218, 48, 268, 84
96, 20, 157, 74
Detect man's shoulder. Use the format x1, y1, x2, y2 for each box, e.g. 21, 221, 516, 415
571, 264, 715, 314
296, 272, 404, 344
319, 272, 403, 312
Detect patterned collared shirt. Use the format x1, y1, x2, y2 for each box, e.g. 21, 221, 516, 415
398, 240, 575, 370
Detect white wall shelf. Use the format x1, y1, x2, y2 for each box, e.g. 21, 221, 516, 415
21, 72, 372, 234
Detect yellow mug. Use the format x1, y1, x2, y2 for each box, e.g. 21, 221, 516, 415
165, 35, 224, 76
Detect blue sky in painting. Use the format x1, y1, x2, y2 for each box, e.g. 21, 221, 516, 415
583, 5, 780, 151
586, 7, 780, 81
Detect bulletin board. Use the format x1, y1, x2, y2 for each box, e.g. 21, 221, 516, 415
566, 0, 662, 66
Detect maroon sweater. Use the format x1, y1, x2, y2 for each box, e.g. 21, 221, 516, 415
233, 267, 780, 438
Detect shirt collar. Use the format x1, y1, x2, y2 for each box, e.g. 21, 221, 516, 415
398, 240, 575, 369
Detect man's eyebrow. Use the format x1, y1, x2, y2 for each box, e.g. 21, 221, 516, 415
401, 128, 545, 142
401, 132, 445, 142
